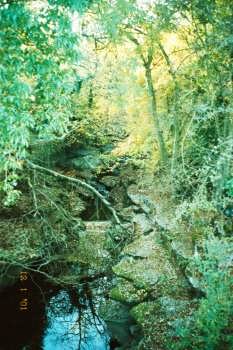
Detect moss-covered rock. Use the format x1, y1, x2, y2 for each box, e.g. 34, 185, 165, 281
171, 235, 194, 260
99, 299, 136, 349
132, 213, 153, 235
121, 233, 158, 258
113, 233, 178, 291
70, 221, 112, 271
127, 184, 154, 214
110, 278, 148, 304
131, 301, 166, 350
100, 176, 119, 188
130, 297, 196, 350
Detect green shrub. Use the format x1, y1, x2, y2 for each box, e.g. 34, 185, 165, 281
169, 236, 233, 350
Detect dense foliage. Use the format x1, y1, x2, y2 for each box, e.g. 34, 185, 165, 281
0, 0, 91, 205
0, 0, 233, 349
170, 237, 233, 350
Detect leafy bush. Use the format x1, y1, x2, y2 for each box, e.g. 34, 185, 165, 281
169, 236, 233, 350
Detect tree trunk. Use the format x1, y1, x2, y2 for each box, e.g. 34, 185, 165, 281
127, 34, 168, 165
144, 63, 168, 165
158, 42, 180, 174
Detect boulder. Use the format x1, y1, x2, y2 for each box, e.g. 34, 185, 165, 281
99, 300, 135, 349
171, 234, 194, 260
132, 213, 153, 235
113, 233, 178, 291
110, 278, 148, 304
100, 176, 119, 188
84, 220, 112, 233
130, 297, 196, 350
127, 185, 154, 214
122, 233, 157, 258
120, 206, 139, 221
68, 221, 112, 272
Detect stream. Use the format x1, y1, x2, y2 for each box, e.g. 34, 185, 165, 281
0, 274, 112, 350
43, 290, 109, 350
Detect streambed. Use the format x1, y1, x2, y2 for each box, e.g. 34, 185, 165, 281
0, 274, 113, 350
43, 290, 110, 350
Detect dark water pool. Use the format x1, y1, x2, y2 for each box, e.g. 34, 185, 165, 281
0, 273, 110, 350
43, 290, 109, 350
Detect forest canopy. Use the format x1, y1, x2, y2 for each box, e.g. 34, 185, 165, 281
1, 0, 232, 204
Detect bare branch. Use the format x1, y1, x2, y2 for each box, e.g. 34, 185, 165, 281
126, 32, 147, 66
26, 160, 121, 225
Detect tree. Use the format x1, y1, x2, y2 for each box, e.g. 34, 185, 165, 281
94, 0, 173, 165
164, 0, 233, 200
0, 0, 91, 205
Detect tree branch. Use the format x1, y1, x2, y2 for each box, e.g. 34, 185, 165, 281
26, 160, 121, 225
126, 32, 147, 66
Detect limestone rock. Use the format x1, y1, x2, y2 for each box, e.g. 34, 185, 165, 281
130, 297, 196, 350
159, 296, 192, 316
70, 221, 112, 271
185, 262, 203, 292
110, 278, 148, 304
132, 213, 153, 235
122, 234, 157, 258
100, 176, 118, 188
120, 206, 139, 221
71, 154, 101, 171
110, 187, 128, 211
171, 235, 194, 260
113, 233, 178, 290
84, 220, 112, 233
99, 300, 135, 348
127, 185, 154, 214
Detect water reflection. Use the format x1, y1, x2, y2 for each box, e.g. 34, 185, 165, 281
43, 290, 110, 350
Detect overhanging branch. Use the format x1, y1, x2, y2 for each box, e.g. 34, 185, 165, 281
26, 160, 121, 225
